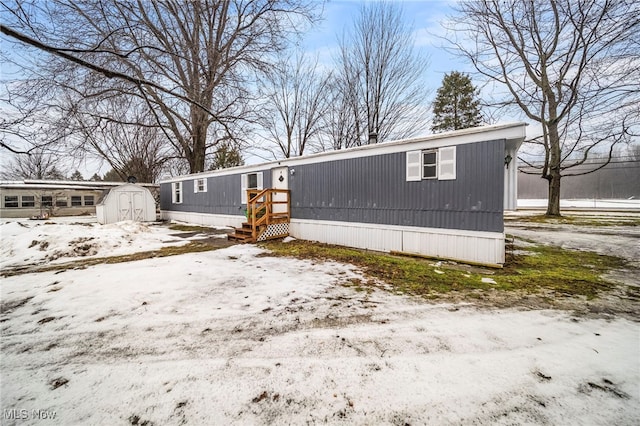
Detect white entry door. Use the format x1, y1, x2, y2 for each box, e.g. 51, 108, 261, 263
271, 167, 288, 214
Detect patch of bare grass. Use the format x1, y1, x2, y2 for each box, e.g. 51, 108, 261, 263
261, 239, 627, 300
505, 214, 640, 227
1, 241, 228, 278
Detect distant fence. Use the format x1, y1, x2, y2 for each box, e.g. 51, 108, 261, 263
517, 199, 640, 210
518, 160, 639, 200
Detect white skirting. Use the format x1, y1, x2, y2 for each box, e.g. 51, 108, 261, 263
160, 210, 243, 229
289, 219, 505, 266
160, 211, 505, 266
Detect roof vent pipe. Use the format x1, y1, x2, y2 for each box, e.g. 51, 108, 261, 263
368, 132, 378, 144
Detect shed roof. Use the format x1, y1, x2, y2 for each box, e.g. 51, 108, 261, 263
96, 183, 155, 205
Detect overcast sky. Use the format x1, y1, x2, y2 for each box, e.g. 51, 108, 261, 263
1, 0, 501, 179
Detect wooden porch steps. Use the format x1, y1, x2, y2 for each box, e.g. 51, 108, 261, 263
228, 222, 258, 243
227, 188, 291, 244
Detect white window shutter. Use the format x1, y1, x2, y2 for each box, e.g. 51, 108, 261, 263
172, 182, 182, 204
438, 146, 456, 180
241, 174, 248, 204
406, 150, 422, 181
193, 180, 198, 193
257, 172, 263, 190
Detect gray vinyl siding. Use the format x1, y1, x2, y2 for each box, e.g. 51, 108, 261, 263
161, 140, 504, 233
289, 140, 504, 233
159, 169, 272, 215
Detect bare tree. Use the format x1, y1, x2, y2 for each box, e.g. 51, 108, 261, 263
65, 96, 172, 183
319, 58, 365, 151
0, 148, 67, 180
0, 77, 71, 155
329, 0, 429, 148
259, 51, 331, 158
446, 0, 639, 215
1, 0, 318, 173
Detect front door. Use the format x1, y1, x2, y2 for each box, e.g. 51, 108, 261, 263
271, 167, 288, 215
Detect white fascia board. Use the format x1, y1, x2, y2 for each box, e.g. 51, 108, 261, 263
1, 183, 108, 191
159, 122, 528, 184
1, 181, 159, 191
22, 179, 157, 187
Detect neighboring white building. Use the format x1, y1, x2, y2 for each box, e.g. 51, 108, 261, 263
0, 180, 157, 220
96, 183, 157, 224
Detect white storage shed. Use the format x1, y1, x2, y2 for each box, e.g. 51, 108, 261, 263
96, 183, 157, 224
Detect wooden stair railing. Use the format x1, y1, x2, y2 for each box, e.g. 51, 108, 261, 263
228, 188, 290, 243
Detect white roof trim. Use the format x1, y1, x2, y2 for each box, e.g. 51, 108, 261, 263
159, 122, 528, 183
0, 180, 158, 190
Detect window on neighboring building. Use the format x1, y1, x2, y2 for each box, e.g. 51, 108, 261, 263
172, 182, 183, 204
71, 196, 82, 206
241, 172, 263, 204
56, 197, 68, 207
21, 196, 35, 208
406, 146, 456, 182
194, 178, 207, 193
4, 196, 18, 208
84, 196, 95, 206
42, 196, 53, 207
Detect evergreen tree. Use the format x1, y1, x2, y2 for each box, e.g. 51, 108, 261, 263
431, 71, 482, 133
47, 167, 66, 180
208, 142, 244, 170
69, 170, 84, 181
102, 169, 124, 182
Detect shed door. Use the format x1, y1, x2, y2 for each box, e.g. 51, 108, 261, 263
118, 192, 133, 221
271, 167, 288, 215
132, 192, 144, 221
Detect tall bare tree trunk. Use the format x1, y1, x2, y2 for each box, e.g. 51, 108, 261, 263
546, 172, 562, 216
446, 0, 639, 217
545, 111, 562, 216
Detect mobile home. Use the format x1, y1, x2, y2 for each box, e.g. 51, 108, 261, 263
159, 123, 526, 266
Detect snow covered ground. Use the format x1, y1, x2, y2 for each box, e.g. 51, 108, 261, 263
0, 218, 206, 271
1, 217, 638, 425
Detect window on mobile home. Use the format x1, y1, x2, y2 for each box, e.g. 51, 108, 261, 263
56, 197, 68, 207
42, 196, 53, 207
71, 196, 82, 206
172, 182, 183, 204
194, 178, 207, 193
422, 150, 437, 179
406, 146, 456, 181
84, 196, 95, 206
241, 172, 263, 203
